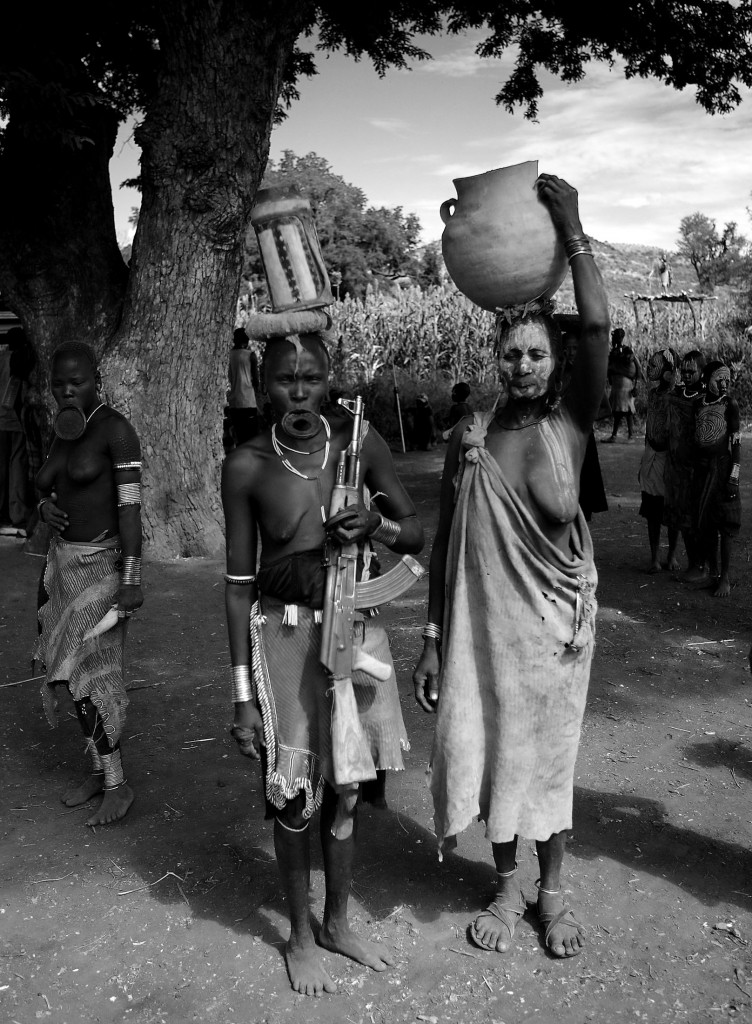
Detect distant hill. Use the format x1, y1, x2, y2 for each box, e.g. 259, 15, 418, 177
543, 239, 700, 310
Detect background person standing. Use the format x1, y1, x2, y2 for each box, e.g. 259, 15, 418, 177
227, 327, 260, 446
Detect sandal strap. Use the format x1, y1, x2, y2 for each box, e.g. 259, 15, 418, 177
539, 905, 581, 942
485, 891, 526, 923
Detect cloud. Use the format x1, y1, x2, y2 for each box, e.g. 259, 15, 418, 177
368, 117, 411, 133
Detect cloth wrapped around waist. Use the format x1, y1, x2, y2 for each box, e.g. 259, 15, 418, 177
35, 533, 128, 747
256, 546, 381, 611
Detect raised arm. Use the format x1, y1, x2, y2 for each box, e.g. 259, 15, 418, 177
536, 175, 610, 432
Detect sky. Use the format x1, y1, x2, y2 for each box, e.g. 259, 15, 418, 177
110, 32, 752, 252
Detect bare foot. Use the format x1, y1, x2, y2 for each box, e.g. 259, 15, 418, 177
62, 774, 104, 807
664, 556, 681, 571
285, 936, 337, 996
646, 561, 661, 574
713, 577, 731, 598
86, 783, 134, 826
318, 919, 395, 971
537, 890, 585, 958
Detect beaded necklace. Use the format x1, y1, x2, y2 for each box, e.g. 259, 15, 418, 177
271, 416, 331, 523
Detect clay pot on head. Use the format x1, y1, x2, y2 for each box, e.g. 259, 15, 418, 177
440, 160, 568, 311
250, 186, 333, 312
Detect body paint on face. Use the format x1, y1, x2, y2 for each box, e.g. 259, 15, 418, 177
498, 319, 557, 401
708, 366, 731, 397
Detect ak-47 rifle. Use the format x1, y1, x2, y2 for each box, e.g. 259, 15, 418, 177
320, 396, 426, 792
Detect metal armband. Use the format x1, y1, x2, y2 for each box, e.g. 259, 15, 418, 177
117, 482, 142, 507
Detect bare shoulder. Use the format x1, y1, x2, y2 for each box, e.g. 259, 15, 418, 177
100, 405, 137, 435
221, 432, 270, 493
99, 406, 141, 455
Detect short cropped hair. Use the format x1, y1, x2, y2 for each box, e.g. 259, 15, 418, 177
52, 341, 98, 370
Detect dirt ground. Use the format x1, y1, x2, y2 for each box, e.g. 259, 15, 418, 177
2, 432, 752, 1024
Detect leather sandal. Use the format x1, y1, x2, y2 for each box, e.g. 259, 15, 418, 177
536, 885, 584, 958
469, 887, 527, 952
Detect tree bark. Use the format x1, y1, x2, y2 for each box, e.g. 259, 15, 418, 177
103, 0, 306, 557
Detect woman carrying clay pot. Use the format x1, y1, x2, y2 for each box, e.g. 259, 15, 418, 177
413, 174, 609, 959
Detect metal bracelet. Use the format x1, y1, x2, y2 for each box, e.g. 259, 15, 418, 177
121, 555, 142, 587
730, 464, 740, 481
231, 664, 254, 703
224, 574, 257, 585
117, 481, 142, 507
422, 622, 443, 642
37, 496, 50, 514
563, 233, 591, 255
370, 513, 401, 547
114, 461, 143, 472
567, 250, 595, 264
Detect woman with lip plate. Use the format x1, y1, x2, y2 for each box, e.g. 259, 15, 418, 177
34, 341, 142, 826
222, 331, 423, 996
413, 174, 609, 959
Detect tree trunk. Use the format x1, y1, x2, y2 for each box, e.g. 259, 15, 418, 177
103, 0, 306, 557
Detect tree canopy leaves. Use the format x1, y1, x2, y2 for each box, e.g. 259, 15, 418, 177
3, 0, 751, 150
677, 212, 750, 291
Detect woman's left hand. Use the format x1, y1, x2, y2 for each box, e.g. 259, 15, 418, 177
324, 504, 378, 545
117, 584, 144, 617
535, 173, 582, 236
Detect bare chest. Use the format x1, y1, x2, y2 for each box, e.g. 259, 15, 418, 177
485, 421, 580, 525
253, 455, 338, 550
36, 438, 109, 491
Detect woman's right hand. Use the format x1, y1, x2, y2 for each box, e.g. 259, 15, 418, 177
230, 702, 264, 759
413, 642, 442, 713
39, 491, 69, 533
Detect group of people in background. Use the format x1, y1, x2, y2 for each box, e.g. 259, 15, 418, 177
638, 346, 741, 595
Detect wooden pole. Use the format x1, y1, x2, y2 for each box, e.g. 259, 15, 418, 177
392, 363, 406, 453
